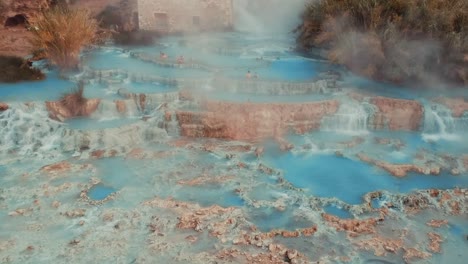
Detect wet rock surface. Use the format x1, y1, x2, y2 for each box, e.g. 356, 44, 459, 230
434, 97, 468, 117
0, 102, 9, 111
177, 100, 339, 140
369, 97, 423, 131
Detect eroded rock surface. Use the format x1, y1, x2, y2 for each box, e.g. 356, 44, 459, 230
370, 97, 423, 131
434, 97, 468, 117
177, 100, 339, 140
0, 102, 9, 111
358, 153, 440, 177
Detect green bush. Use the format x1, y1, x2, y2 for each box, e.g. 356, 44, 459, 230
0, 56, 45, 83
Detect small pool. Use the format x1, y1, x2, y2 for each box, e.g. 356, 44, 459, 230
66, 117, 139, 130
263, 152, 468, 204
88, 184, 117, 201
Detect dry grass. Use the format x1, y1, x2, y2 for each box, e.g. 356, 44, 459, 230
29, 6, 98, 69
297, 0, 468, 85
60, 81, 87, 116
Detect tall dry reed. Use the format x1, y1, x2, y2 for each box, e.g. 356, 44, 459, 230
30, 6, 98, 69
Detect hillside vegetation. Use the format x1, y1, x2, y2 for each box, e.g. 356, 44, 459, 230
296, 0, 468, 86
29, 5, 98, 69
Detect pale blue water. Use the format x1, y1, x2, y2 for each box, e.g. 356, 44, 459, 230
263, 152, 468, 204
0, 71, 74, 102
0, 31, 466, 263
82, 82, 176, 100
66, 117, 139, 130
323, 205, 353, 218
88, 184, 116, 201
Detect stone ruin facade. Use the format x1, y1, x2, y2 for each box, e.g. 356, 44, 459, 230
136, 0, 233, 33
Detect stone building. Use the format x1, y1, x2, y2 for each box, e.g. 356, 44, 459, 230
136, 0, 233, 33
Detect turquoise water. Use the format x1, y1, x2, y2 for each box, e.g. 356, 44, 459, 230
0, 31, 466, 263
263, 152, 467, 204
323, 205, 353, 218
88, 184, 116, 201
66, 117, 139, 130
0, 71, 74, 102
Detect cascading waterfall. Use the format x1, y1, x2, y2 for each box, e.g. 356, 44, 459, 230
422, 103, 461, 141
91, 100, 140, 121
321, 102, 370, 135
0, 103, 67, 155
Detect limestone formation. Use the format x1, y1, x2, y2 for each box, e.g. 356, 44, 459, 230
434, 97, 468, 117
358, 153, 440, 177
426, 220, 449, 228
177, 100, 339, 140
370, 97, 423, 131
322, 213, 379, 236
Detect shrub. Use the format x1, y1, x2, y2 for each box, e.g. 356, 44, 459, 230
297, 0, 468, 85
29, 6, 98, 70
60, 81, 87, 116
0, 56, 45, 83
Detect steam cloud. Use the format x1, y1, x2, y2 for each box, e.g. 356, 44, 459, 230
233, 0, 309, 34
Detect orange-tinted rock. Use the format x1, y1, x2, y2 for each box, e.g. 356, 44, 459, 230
281, 230, 300, 238
340, 137, 364, 148
216, 247, 308, 264
177, 100, 339, 140
403, 247, 431, 263
91, 150, 106, 159
164, 111, 172, 122
41, 161, 71, 174
301, 226, 318, 236
434, 97, 468, 117
322, 213, 378, 236
355, 237, 404, 256
179, 90, 194, 101
0, 102, 8, 111
426, 220, 448, 228
115, 100, 127, 114
370, 97, 423, 131
139, 94, 146, 110
427, 233, 443, 253
358, 153, 440, 177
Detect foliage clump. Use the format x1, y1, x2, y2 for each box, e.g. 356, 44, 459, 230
296, 0, 468, 85
29, 6, 98, 69
0, 56, 45, 83
60, 81, 87, 117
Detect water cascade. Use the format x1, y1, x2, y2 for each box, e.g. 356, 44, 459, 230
321, 102, 370, 135
422, 103, 462, 141
0, 103, 67, 155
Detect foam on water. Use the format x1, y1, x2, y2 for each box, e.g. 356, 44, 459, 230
321, 101, 370, 135
0, 103, 67, 156
422, 103, 463, 142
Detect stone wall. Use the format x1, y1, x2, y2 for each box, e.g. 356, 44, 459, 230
137, 0, 233, 33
